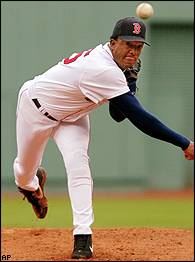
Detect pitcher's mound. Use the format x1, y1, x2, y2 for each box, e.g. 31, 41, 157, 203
2, 227, 194, 261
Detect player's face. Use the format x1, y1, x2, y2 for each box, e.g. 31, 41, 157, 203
110, 39, 144, 69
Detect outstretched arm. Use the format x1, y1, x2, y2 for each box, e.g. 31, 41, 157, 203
109, 92, 194, 160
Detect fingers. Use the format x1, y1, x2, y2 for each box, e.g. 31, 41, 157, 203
184, 141, 194, 160
184, 154, 194, 160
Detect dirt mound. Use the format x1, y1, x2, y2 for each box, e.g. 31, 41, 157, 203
2, 227, 194, 261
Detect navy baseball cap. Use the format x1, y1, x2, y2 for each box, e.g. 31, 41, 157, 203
110, 17, 150, 46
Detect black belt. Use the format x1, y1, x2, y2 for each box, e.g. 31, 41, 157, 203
32, 99, 58, 121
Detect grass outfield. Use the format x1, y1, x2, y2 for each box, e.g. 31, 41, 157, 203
2, 193, 194, 229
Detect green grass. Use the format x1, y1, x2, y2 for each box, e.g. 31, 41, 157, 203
1, 194, 194, 229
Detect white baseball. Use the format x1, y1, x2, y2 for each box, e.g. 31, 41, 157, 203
136, 3, 154, 19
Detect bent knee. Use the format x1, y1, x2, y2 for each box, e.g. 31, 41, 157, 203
13, 158, 36, 185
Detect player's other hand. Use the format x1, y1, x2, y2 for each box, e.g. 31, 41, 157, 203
183, 141, 194, 160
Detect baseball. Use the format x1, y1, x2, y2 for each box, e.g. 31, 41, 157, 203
136, 3, 154, 19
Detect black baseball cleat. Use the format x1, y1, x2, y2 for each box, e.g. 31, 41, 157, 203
71, 234, 93, 259
18, 167, 48, 219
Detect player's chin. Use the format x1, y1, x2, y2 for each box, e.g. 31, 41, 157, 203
123, 59, 135, 68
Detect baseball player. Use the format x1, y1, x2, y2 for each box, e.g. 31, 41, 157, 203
13, 17, 194, 259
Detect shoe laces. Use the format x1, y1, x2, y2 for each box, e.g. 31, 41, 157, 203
19, 187, 43, 204
75, 235, 89, 250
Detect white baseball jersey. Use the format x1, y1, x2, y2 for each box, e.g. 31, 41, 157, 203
28, 42, 129, 122
14, 42, 129, 236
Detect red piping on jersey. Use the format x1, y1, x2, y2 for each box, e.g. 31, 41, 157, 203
63, 48, 94, 64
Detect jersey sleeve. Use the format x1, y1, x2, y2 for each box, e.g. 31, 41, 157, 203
79, 67, 129, 104
109, 92, 190, 150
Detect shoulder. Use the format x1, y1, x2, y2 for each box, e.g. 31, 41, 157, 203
82, 62, 126, 86
85, 43, 125, 79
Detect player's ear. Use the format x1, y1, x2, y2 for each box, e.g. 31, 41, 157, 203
110, 38, 117, 47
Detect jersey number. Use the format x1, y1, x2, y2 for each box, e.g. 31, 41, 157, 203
63, 48, 93, 64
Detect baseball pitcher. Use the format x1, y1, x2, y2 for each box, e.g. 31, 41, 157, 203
13, 17, 194, 259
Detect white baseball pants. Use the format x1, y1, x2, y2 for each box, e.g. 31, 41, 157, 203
13, 81, 94, 235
